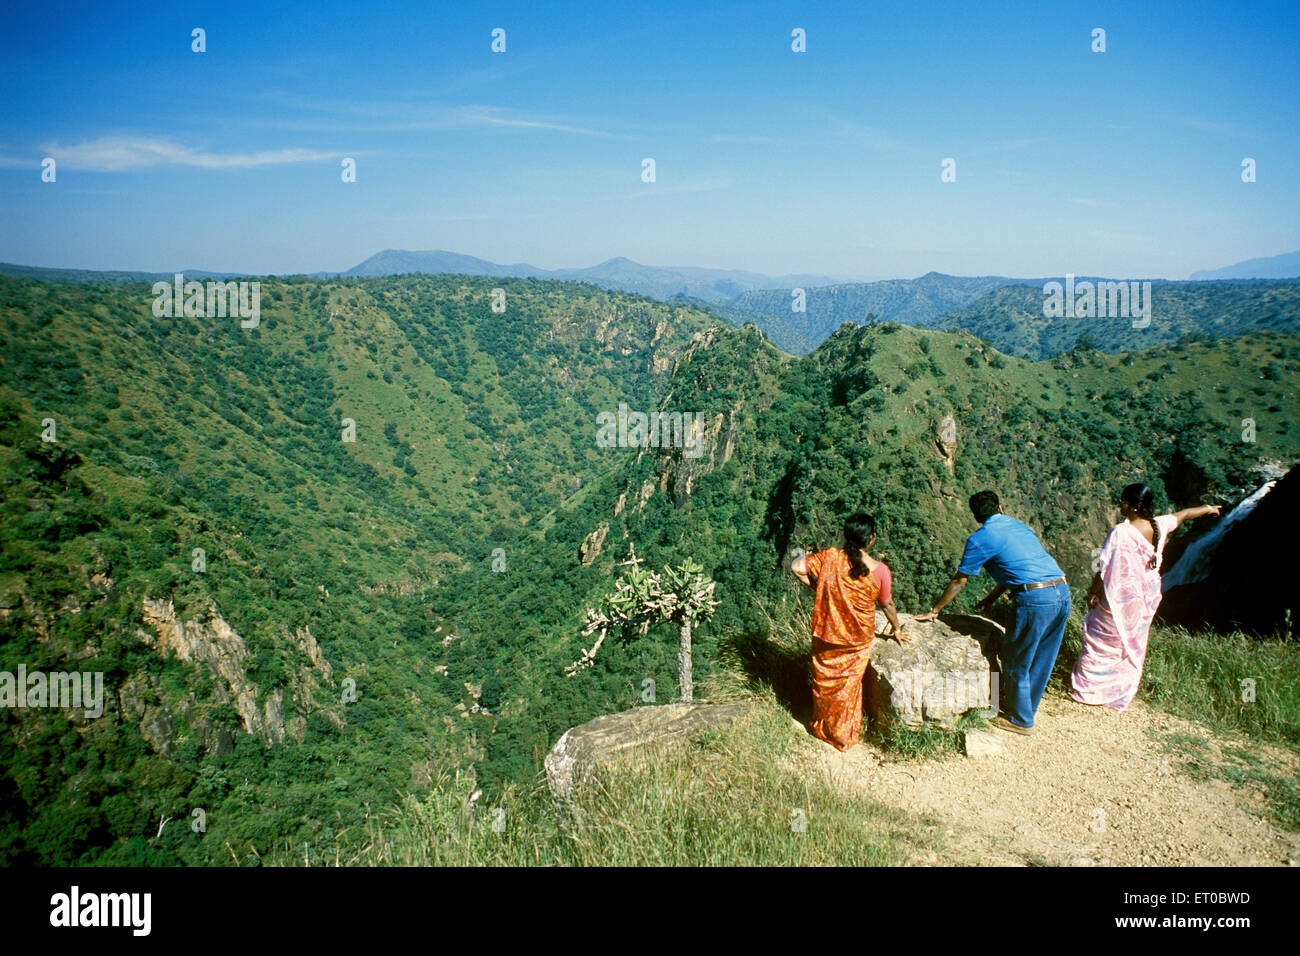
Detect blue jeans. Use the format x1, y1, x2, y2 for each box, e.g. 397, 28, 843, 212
999, 581, 1070, 728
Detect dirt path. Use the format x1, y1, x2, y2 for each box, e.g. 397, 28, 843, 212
791, 689, 1300, 866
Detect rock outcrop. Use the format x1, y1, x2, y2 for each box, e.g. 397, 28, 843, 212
578, 522, 609, 565
865, 612, 1000, 729
935, 415, 957, 474
545, 700, 760, 804
134, 596, 342, 752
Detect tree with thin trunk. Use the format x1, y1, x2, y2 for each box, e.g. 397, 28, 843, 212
566, 545, 719, 703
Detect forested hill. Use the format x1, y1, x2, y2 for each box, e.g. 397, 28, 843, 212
1, 271, 1295, 865
437, 319, 1298, 784
710, 273, 1036, 354
926, 279, 1300, 359
0, 273, 715, 864
709, 276, 1300, 357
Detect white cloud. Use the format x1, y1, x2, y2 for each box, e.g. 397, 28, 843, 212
453, 105, 614, 137
25, 136, 337, 171
241, 93, 624, 138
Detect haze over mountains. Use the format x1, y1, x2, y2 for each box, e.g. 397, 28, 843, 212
340, 248, 853, 304
1189, 250, 1300, 281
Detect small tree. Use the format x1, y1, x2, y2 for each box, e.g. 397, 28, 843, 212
565, 546, 719, 702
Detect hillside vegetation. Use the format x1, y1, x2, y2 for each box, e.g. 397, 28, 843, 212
434, 319, 1298, 788
0, 273, 712, 864
1, 272, 1295, 865
712, 277, 1300, 357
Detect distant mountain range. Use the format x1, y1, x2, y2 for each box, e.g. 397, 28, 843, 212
925, 279, 1300, 360
705, 272, 1045, 354
341, 249, 852, 304
4, 249, 1298, 357
0, 263, 233, 284
1190, 250, 1300, 281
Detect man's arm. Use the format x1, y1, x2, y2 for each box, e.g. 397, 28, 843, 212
914, 574, 968, 622
974, 583, 1008, 614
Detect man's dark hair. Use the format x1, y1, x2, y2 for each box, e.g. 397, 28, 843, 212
969, 490, 1000, 524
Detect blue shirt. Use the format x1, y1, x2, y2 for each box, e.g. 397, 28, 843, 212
957, 514, 1064, 586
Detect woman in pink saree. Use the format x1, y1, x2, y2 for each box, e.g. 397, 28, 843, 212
1070, 484, 1220, 711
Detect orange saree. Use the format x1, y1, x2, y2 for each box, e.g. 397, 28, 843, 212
804, 548, 890, 751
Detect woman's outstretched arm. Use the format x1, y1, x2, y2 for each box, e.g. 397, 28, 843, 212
1170, 503, 1222, 528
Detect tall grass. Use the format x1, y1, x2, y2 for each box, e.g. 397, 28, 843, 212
310, 695, 942, 866
326, 603, 1299, 864
1038, 596, 1300, 747
1139, 624, 1300, 747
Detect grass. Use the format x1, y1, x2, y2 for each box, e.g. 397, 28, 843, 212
315, 692, 945, 866
868, 711, 990, 761
1155, 731, 1300, 832
1140, 623, 1300, 748
1126, 617, 1300, 832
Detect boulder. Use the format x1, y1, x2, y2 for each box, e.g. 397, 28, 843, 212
962, 728, 1005, 758
865, 612, 1000, 729
545, 700, 760, 805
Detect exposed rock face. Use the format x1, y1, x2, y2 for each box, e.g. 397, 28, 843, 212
545, 700, 760, 805
134, 596, 342, 752
1160, 471, 1296, 637
935, 415, 957, 474
118, 672, 238, 757
865, 612, 999, 729
578, 522, 609, 565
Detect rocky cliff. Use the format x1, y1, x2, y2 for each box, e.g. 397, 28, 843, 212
129, 596, 344, 754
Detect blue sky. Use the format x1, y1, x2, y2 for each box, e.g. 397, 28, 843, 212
1, 0, 1297, 280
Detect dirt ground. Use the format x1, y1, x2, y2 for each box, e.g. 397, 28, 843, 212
789, 689, 1300, 866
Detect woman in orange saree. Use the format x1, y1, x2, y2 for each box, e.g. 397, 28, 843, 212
792, 513, 911, 750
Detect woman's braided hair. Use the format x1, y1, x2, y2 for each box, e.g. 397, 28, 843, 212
1121, 483, 1160, 570
843, 513, 877, 579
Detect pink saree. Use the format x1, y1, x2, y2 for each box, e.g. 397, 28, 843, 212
1070, 515, 1177, 710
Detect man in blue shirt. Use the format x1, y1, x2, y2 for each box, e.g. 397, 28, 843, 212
915, 490, 1070, 734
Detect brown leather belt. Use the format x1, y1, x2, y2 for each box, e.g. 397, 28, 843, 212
1012, 576, 1066, 593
